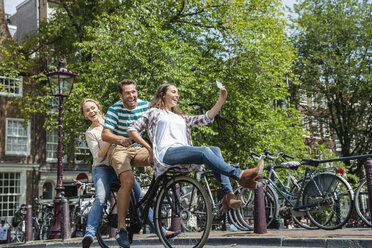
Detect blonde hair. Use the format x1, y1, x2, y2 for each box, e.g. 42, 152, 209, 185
150, 83, 183, 116
79, 98, 105, 119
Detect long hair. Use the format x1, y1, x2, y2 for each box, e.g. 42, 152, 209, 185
79, 98, 105, 119
150, 83, 183, 116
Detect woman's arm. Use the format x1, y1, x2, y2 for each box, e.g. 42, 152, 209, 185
207, 86, 227, 120
128, 131, 153, 164
97, 142, 111, 158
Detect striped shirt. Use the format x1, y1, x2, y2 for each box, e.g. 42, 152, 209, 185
103, 99, 150, 139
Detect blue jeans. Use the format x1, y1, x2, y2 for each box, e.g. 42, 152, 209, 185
84, 165, 158, 239
163, 146, 242, 195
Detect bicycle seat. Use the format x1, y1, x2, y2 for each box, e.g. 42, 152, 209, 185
277, 161, 301, 170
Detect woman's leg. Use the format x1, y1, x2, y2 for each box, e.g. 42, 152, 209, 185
84, 166, 116, 239
164, 146, 242, 194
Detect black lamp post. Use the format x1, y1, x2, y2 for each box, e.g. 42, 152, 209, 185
45, 59, 78, 239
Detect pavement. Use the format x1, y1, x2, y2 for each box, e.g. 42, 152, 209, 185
0, 228, 371, 248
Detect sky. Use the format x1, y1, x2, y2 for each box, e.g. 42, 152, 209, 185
4, 0, 297, 15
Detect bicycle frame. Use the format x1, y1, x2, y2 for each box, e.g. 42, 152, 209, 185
265, 164, 339, 211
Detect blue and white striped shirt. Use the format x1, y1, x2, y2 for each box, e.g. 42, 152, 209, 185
103, 99, 150, 139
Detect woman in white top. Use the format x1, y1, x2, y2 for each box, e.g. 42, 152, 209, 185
128, 83, 264, 212
80, 99, 178, 248
80, 99, 117, 248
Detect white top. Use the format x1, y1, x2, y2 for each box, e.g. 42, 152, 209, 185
0, 224, 10, 241
156, 111, 189, 162
85, 125, 109, 167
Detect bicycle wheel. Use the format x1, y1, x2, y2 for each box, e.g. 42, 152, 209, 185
154, 175, 212, 248
355, 179, 371, 227
236, 183, 278, 229
14, 221, 25, 243
290, 179, 319, 230
303, 173, 353, 230
229, 209, 250, 231
40, 213, 54, 240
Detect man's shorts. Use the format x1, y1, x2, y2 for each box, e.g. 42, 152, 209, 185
107, 145, 151, 176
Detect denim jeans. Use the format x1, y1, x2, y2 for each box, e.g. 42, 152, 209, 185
163, 146, 242, 195
84, 165, 159, 239
84, 165, 117, 238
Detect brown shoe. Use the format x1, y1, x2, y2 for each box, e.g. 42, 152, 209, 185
220, 193, 241, 212
238, 159, 264, 189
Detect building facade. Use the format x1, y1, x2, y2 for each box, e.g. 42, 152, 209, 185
0, 0, 90, 223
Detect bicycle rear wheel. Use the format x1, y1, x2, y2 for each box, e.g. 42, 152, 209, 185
154, 175, 212, 248
304, 173, 353, 230
355, 179, 371, 227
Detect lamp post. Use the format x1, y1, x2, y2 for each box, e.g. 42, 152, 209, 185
45, 59, 78, 239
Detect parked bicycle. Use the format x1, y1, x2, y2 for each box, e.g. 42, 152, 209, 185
236, 150, 354, 230
354, 179, 371, 227
70, 179, 95, 238
96, 168, 212, 248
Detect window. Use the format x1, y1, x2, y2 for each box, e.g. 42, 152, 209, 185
0, 172, 21, 221
0, 76, 22, 97
46, 130, 58, 162
75, 135, 90, 163
301, 114, 310, 133
335, 138, 342, 152
5, 118, 30, 156
42, 182, 54, 200
299, 89, 307, 105
311, 118, 320, 136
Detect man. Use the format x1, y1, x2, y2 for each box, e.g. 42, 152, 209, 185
0, 220, 10, 244
101, 79, 151, 248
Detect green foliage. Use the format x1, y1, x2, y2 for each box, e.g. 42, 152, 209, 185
290, 0, 372, 175
1, 0, 306, 167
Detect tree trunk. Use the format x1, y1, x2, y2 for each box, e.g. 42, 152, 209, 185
0, 0, 12, 44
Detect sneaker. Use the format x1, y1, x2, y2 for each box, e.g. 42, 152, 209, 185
165, 230, 181, 239
116, 228, 130, 248
82, 235, 93, 248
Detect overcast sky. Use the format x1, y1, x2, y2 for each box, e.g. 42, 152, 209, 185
4, 0, 297, 15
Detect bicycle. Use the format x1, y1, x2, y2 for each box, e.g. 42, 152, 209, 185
354, 179, 371, 227
96, 167, 212, 248
70, 179, 95, 238
236, 151, 354, 230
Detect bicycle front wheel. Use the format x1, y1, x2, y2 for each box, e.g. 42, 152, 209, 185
154, 175, 212, 248
304, 173, 353, 230
355, 179, 371, 227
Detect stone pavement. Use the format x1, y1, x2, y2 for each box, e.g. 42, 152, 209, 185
0, 228, 371, 248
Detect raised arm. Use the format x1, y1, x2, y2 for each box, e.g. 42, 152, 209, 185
207, 86, 227, 120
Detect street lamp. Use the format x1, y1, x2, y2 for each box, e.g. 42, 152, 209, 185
45, 59, 78, 239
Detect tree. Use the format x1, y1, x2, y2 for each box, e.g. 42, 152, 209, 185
0, 0, 11, 44
290, 0, 372, 175
2, 0, 306, 166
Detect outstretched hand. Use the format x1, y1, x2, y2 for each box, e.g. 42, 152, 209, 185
219, 86, 227, 102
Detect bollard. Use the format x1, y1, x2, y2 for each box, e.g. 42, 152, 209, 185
25, 205, 33, 242
61, 197, 71, 240
364, 160, 372, 223
254, 177, 267, 234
